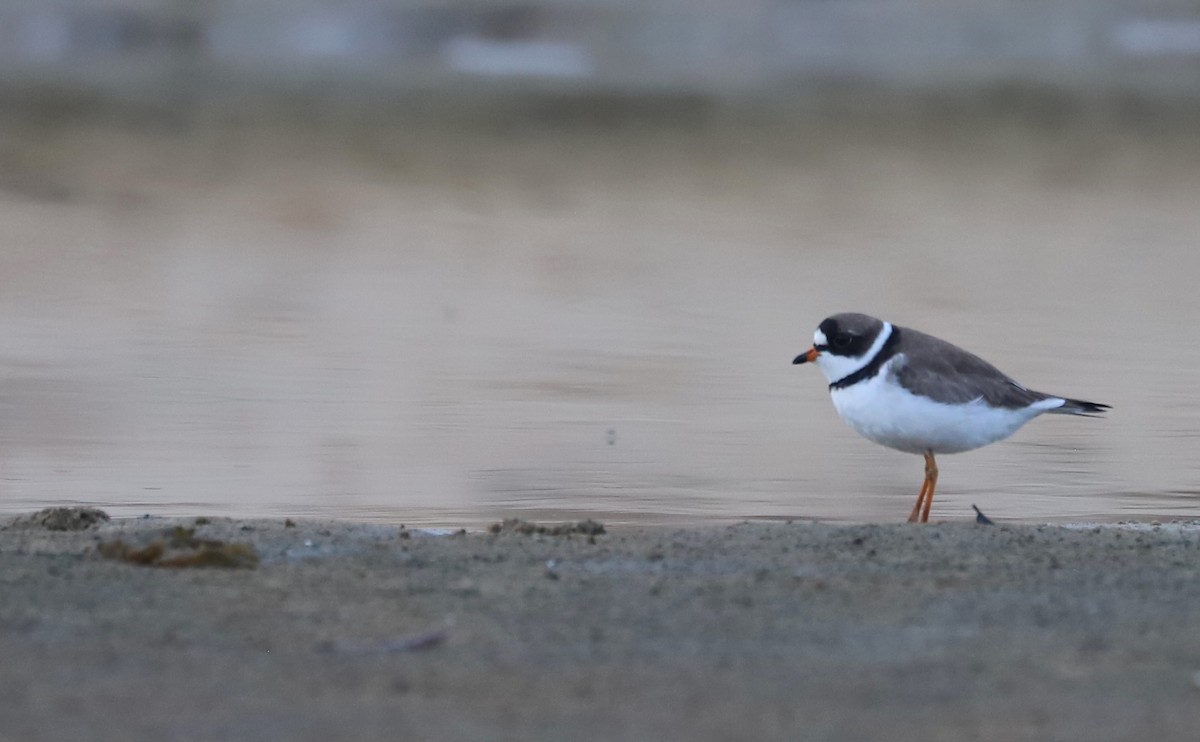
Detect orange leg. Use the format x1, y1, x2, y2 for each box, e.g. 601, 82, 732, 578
920, 451, 938, 523
907, 474, 930, 523
906, 451, 939, 523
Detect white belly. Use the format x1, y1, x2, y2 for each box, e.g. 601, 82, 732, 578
829, 372, 1052, 455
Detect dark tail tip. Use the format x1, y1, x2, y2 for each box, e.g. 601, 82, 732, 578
1062, 398, 1111, 416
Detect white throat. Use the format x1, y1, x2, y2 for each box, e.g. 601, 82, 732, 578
814, 321, 894, 386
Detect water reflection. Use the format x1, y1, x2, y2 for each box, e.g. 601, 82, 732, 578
1, 110, 1199, 525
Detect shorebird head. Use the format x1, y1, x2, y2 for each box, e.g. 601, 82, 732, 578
793, 313, 890, 386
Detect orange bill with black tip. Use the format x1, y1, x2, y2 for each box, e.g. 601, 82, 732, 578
793, 347, 820, 365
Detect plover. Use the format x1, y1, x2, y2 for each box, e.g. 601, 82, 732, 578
793, 313, 1109, 522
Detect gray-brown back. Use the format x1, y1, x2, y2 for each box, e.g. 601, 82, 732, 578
889, 326, 1053, 409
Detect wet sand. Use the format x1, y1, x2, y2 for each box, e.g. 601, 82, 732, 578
3, 511, 1200, 741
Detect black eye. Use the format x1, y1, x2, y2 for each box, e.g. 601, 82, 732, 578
833, 334, 854, 349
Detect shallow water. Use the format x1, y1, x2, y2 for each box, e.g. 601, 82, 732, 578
2, 109, 1199, 525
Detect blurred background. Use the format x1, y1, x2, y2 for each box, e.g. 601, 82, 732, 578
1, 0, 1199, 524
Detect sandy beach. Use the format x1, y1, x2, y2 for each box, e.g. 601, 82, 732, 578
3, 510, 1200, 741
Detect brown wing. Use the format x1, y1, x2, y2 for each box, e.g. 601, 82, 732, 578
889, 327, 1053, 409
